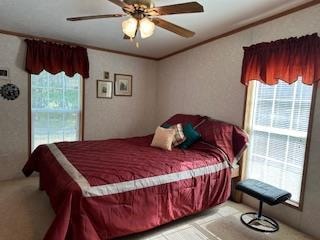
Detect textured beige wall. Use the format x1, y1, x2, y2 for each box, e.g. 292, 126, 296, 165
0, 34, 29, 181
156, 5, 320, 238
156, 30, 251, 126
84, 50, 157, 140
243, 6, 320, 239
0, 34, 157, 181
0, 4, 319, 238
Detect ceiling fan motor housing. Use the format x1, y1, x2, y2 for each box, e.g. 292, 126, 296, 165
124, 0, 154, 8
123, 0, 155, 20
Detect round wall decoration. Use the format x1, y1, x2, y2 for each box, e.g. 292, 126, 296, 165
0, 83, 20, 100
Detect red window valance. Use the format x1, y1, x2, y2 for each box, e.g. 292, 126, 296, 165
25, 39, 89, 78
241, 33, 320, 86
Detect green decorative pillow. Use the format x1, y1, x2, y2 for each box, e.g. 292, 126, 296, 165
161, 123, 171, 128
180, 123, 201, 149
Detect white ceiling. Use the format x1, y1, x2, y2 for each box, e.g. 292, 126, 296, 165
0, 0, 312, 59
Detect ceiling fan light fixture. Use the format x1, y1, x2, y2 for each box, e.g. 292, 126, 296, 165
68, 1, 204, 40
122, 17, 138, 38
139, 17, 155, 39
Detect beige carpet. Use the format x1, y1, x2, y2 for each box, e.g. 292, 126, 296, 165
0, 177, 314, 240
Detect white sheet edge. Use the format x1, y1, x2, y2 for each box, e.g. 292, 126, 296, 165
47, 143, 229, 198
47, 144, 90, 188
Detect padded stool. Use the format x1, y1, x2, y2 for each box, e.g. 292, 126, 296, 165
236, 179, 291, 232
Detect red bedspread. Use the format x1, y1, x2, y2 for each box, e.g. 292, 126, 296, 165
23, 135, 232, 240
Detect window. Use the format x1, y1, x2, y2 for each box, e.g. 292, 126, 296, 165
31, 71, 83, 151
244, 80, 314, 206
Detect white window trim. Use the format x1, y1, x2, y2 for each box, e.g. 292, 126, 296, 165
243, 80, 317, 210
29, 72, 84, 153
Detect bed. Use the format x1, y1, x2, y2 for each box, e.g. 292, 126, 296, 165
22, 114, 248, 240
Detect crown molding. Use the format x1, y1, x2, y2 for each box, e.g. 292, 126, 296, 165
0, 0, 318, 61
0, 29, 158, 61
157, 0, 320, 60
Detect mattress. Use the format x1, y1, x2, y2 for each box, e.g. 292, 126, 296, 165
23, 135, 232, 240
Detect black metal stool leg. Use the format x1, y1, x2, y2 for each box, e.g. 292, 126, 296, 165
257, 200, 263, 219
240, 201, 279, 233
262, 217, 279, 229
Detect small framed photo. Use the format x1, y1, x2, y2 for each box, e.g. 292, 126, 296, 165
0, 68, 9, 80
97, 80, 113, 99
104, 71, 109, 79
114, 74, 132, 96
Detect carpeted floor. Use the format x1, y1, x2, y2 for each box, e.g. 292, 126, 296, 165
0, 177, 314, 240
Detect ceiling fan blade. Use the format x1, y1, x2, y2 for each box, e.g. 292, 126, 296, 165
67, 14, 126, 21
107, 0, 134, 11
153, 18, 195, 38
148, 2, 203, 16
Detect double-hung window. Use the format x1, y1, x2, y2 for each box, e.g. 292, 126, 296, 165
244, 79, 314, 207
31, 71, 83, 151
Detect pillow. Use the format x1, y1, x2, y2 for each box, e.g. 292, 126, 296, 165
180, 123, 201, 149
196, 118, 248, 164
151, 127, 176, 151
161, 123, 171, 128
162, 123, 186, 147
161, 114, 207, 128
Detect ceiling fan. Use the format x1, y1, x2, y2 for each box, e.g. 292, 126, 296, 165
67, 0, 204, 40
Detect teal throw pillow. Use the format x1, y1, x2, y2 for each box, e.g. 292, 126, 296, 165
180, 123, 201, 149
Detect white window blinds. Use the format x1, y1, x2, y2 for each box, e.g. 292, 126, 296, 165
246, 80, 313, 203
31, 71, 82, 151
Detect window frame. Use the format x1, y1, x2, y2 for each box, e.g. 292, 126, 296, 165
28, 72, 85, 155
242, 81, 317, 210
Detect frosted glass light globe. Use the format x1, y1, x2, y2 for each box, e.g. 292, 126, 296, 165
122, 17, 138, 38
139, 17, 155, 39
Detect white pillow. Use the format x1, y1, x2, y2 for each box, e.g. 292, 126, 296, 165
151, 127, 176, 151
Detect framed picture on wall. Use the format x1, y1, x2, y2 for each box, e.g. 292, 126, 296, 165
104, 71, 109, 79
97, 80, 113, 99
0, 68, 9, 80
114, 74, 132, 96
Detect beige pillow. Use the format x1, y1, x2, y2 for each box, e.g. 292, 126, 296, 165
151, 127, 176, 151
